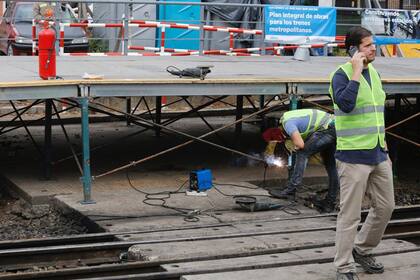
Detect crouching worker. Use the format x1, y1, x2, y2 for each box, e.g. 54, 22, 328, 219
263, 109, 339, 213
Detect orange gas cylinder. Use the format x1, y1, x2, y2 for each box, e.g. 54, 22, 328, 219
38, 23, 56, 80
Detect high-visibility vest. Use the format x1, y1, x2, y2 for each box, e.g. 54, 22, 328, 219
329, 62, 385, 150
281, 109, 332, 140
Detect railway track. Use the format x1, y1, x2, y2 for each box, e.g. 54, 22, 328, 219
0, 205, 419, 280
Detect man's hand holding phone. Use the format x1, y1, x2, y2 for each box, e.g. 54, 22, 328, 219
349, 46, 366, 81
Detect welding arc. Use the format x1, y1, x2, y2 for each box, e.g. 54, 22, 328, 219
92, 99, 287, 179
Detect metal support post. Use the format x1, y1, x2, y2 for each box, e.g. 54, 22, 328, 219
235, 95, 244, 146
260, 8, 265, 55
43, 99, 52, 180
259, 96, 265, 110
123, 2, 129, 55
155, 96, 162, 137
199, 5, 205, 55
126, 97, 132, 126
79, 97, 94, 204
54, 1, 60, 55
289, 94, 298, 110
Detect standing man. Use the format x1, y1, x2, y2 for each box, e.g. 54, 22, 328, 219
330, 27, 395, 280
263, 108, 339, 213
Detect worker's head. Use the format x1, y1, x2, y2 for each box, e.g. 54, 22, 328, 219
262, 127, 286, 143
262, 111, 286, 143
345, 26, 376, 64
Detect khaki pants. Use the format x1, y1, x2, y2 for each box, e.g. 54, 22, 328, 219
334, 160, 395, 273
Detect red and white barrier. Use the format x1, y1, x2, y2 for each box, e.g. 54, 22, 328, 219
57, 19, 345, 56
129, 20, 262, 35
61, 51, 200, 57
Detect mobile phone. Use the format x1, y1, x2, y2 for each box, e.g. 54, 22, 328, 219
348, 46, 358, 57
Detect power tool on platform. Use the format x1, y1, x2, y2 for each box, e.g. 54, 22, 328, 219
234, 195, 283, 212
166, 65, 213, 80
186, 169, 213, 196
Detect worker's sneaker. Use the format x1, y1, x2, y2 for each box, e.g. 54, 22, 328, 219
313, 198, 335, 213
336, 272, 358, 280
269, 187, 295, 200
352, 249, 384, 274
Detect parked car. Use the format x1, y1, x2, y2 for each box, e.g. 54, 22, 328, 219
0, 2, 89, 55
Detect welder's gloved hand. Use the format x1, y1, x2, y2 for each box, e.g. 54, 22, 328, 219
264, 141, 278, 159
284, 139, 296, 154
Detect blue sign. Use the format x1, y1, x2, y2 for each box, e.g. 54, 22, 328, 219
265, 5, 336, 44
362, 9, 420, 45
374, 36, 420, 45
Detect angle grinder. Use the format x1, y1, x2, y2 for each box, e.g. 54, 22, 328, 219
234, 195, 283, 212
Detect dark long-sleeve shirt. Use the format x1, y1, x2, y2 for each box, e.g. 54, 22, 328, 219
331, 68, 387, 165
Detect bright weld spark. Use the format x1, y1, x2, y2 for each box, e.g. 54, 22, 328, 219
265, 156, 284, 167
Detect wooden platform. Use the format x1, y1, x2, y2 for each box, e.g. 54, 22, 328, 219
0, 56, 419, 100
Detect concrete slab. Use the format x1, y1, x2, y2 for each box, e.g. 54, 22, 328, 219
180, 249, 420, 280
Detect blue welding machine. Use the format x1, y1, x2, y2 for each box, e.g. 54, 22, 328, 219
189, 169, 213, 192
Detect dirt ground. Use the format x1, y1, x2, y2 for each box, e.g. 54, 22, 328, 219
0, 194, 87, 240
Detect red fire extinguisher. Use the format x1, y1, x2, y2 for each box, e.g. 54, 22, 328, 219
38, 22, 56, 80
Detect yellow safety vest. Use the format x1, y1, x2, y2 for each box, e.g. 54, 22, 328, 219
281, 109, 332, 140
329, 62, 385, 150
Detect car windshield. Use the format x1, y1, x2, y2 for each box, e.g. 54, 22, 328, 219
13, 4, 78, 23
14, 4, 34, 23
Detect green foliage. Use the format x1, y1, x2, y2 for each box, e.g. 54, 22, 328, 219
89, 39, 109, 53
333, 48, 347, 57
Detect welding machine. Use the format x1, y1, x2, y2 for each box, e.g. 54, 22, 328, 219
188, 169, 213, 193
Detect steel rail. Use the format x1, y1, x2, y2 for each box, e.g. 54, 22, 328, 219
1, 216, 419, 266
0, 204, 418, 250
1, 205, 420, 278
1, 230, 420, 280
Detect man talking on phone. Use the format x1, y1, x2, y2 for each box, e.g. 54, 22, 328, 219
329, 26, 394, 280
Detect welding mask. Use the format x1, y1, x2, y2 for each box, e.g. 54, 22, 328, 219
262, 128, 285, 143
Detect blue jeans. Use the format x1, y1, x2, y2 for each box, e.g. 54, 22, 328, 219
286, 126, 339, 203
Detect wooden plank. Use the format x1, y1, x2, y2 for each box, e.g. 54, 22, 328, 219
180, 248, 420, 280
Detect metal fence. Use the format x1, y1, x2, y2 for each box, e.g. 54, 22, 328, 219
0, 0, 418, 56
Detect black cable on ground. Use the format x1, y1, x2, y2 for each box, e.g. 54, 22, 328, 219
126, 170, 203, 221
